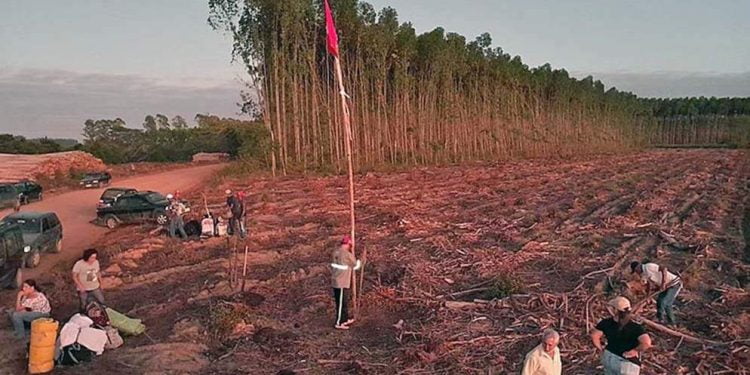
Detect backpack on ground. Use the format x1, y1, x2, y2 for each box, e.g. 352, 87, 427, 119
56, 343, 94, 366
85, 301, 110, 328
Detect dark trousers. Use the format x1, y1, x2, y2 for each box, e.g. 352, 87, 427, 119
332, 288, 349, 325
229, 216, 246, 238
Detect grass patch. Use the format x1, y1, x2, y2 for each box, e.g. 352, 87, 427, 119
480, 275, 524, 300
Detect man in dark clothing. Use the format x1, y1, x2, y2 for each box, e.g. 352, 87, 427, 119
225, 189, 245, 238
330, 235, 361, 330
591, 296, 653, 375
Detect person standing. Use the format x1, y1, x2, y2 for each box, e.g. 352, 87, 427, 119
330, 236, 361, 330
167, 193, 188, 239
630, 261, 682, 325
225, 190, 245, 238
13, 193, 22, 212
521, 328, 562, 375
72, 249, 105, 311
591, 296, 652, 375
7, 279, 51, 340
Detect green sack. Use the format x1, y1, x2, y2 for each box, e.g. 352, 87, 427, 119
105, 307, 145, 336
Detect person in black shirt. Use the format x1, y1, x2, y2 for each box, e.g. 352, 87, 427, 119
225, 189, 245, 238
591, 296, 652, 375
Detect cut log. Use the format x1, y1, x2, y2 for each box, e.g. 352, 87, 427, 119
639, 318, 723, 346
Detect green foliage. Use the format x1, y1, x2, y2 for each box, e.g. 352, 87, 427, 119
0, 134, 78, 154
80, 115, 270, 164
481, 275, 524, 300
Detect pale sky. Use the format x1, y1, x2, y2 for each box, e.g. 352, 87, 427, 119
1, 0, 748, 139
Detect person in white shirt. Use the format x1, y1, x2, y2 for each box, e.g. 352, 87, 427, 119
630, 261, 682, 325
73, 248, 105, 311
521, 328, 562, 375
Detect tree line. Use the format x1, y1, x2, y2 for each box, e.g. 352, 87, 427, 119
0, 134, 78, 154
207, 0, 749, 174
640, 98, 750, 147
208, 0, 648, 174
79, 114, 270, 165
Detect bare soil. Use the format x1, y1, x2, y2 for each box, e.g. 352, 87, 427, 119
3, 150, 749, 374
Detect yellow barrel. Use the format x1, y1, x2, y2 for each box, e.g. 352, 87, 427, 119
28, 318, 58, 374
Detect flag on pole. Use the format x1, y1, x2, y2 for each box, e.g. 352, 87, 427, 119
324, 0, 340, 57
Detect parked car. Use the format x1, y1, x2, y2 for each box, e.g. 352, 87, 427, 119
0, 184, 19, 209
96, 191, 170, 229
80, 172, 112, 188
1, 212, 63, 268
0, 221, 28, 289
13, 180, 43, 204
98, 187, 138, 209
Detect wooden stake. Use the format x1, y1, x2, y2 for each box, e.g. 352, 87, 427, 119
241, 245, 249, 292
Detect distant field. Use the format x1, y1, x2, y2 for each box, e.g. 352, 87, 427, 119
0, 151, 104, 184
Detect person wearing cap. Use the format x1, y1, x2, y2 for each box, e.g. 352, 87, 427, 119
225, 189, 245, 238
521, 328, 562, 375
630, 261, 682, 325
591, 296, 652, 375
330, 235, 361, 330
167, 193, 187, 239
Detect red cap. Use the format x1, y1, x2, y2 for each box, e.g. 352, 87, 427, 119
341, 235, 352, 245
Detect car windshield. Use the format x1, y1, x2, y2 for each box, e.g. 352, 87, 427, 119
102, 189, 130, 200
5, 218, 41, 233
144, 192, 167, 204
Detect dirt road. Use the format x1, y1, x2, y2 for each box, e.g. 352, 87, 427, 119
0, 163, 224, 279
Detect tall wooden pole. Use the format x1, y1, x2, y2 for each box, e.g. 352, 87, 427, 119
333, 56, 358, 314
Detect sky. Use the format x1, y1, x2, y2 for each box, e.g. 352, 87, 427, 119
1, 0, 748, 139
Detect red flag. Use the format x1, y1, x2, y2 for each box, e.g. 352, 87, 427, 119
324, 0, 339, 57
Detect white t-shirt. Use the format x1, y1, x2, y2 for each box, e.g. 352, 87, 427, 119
73, 259, 101, 291
641, 263, 678, 286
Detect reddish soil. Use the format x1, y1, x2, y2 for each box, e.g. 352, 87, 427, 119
3, 150, 749, 374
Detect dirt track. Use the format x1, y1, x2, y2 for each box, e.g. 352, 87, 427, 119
0, 163, 224, 279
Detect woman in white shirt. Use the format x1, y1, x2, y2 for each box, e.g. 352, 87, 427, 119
8, 279, 51, 340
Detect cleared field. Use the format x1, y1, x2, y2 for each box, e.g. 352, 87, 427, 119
0, 151, 104, 183
13, 150, 748, 374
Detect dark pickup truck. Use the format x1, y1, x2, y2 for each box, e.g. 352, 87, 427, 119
0, 222, 28, 289
96, 191, 171, 229
80, 172, 112, 188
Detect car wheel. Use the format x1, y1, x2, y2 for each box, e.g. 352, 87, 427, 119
155, 211, 169, 226
25, 250, 41, 268
105, 215, 119, 229
53, 238, 63, 253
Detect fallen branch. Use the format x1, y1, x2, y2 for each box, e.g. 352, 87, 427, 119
317, 359, 388, 367
639, 318, 723, 346
582, 267, 614, 279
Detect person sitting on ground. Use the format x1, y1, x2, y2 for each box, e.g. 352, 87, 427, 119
521, 328, 562, 375
72, 248, 105, 311
167, 193, 188, 239
630, 261, 682, 326
591, 296, 652, 375
330, 235, 361, 330
7, 279, 51, 340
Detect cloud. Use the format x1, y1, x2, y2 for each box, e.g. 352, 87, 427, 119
580, 71, 750, 98
0, 68, 250, 139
